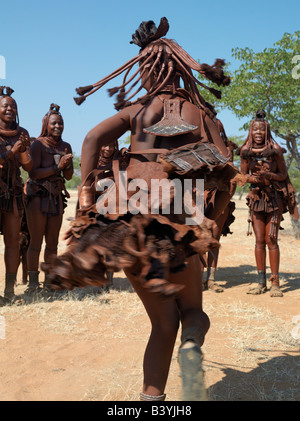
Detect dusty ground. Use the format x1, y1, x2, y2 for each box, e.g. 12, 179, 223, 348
0, 191, 299, 401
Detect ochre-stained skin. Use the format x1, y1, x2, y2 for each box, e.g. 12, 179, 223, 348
0, 91, 32, 300
26, 109, 73, 281
240, 112, 298, 297
47, 19, 235, 399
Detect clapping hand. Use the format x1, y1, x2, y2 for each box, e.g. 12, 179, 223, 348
57, 148, 73, 170
11, 132, 30, 154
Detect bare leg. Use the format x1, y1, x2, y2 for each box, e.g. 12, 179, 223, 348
2, 211, 22, 300
43, 213, 63, 289
205, 209, 230, 293
173, 255, 210, 400
26, 197, 47, 271
44, 213, 63, 263
247, 212, 267, 294
265, 205, 283, 297
125, 254, 210, 400
124, 266, 180, 398
26, 197, 48, 292
2, 211, 22, 273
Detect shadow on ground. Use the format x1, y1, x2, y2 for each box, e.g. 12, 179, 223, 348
207, 353, 300, 401
211, 265, 300, 292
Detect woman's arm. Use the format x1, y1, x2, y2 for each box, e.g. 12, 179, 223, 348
240, 157, 249, 175
262, 151, 288, 182
59, 143, 74, 181
240, 156, 263, 184
81, 110, 130, 184
12, 130, 33, 172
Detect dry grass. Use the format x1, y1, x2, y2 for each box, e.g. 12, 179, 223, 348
0, 191, 299, 401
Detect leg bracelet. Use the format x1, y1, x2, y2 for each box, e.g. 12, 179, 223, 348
140, 392, 166, 401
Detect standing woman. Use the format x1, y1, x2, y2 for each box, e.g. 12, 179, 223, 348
0, 86, 33, 303
239, 110, 298, 297
25, 104, 73, 293
204, 117, 237, 292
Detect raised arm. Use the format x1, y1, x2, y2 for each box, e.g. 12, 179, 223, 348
12, 131, 33, 172
58, 143, 74, 181
81, 110, 130, 185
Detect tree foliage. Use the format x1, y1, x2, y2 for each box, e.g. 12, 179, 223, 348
65, 153, 81, 189
197, 31, 300, 174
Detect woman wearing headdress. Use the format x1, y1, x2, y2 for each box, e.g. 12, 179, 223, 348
0, 86, 32, 303
94, 139, 129, 286
24, 104, 73, 293
203, 116, 238, 292
239, 110, 298, 297
44, 18, 238, 401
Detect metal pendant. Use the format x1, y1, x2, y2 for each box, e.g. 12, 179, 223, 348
143, 99, 198, 137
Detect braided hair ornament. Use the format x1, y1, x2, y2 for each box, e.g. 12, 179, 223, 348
73, 18, 230, 115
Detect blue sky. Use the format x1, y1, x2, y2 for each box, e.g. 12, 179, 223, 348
1, 0, 299, 155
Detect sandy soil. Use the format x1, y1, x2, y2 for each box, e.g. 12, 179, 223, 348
0, 191, 299, 401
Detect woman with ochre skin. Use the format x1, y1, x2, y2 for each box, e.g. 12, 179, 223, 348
96, 141, 119, 286
239, 110, 298, 297
25, 104, 73, 293
0, 87, 33, 303
203, 117, 237, 293
44, 18, 234, 401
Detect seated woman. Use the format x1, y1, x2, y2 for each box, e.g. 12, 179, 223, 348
0, 86, 33, 303
25, 104, 73, 293
239, 110, 298, 297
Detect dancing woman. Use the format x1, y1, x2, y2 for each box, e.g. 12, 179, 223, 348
44, 18, 237, 400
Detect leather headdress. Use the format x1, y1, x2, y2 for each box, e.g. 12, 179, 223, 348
0, 86, 20, 136
38, 103, 63, 148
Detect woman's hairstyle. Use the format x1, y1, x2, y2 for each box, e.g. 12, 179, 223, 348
236, 109, 275, 157
0, 86, 14, 97
0, 86, 19, 127
73, 17, 230, 114
39, 103, 63, 138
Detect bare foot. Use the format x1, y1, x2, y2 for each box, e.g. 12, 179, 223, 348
246, 284, 267, 295
270, 285, 283, 297
203, 280, 224, 293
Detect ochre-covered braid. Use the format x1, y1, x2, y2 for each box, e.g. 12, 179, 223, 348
73, 17, 230, 114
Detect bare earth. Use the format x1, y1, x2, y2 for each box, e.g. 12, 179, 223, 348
0, 190, 299, 401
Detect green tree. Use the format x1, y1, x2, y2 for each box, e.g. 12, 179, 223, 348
65, 153, 81, 190
197, 31, 300, 174
197, 32, 300, 235
20, 153, 82, 190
